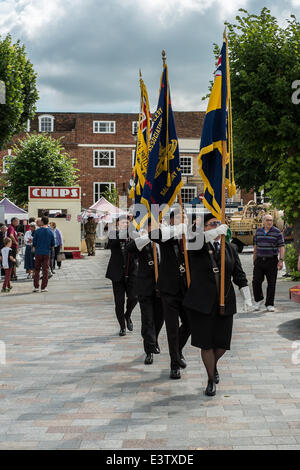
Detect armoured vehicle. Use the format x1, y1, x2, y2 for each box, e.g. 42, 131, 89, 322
229, 201, 284, 253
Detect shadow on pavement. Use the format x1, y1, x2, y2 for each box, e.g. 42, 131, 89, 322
277, 318, 300, 341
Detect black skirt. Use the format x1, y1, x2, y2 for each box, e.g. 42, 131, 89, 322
186, 305, 233, 350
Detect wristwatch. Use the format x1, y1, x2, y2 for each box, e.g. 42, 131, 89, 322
279, 258, 284, 261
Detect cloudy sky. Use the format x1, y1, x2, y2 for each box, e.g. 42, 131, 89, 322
1, 0, 300, 113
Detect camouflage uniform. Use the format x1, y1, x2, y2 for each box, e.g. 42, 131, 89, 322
84, 219, 97, 255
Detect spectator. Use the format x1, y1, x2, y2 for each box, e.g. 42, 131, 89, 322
252, 214, 285, 312
7, 217, 19, 281
49, 222, 63, 271
32, 216, 55, 293
24, 222, 36, 279
1, 237, 16, 293
0, 224, 8, 280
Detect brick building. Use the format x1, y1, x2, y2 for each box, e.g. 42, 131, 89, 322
0, 111, 242, 209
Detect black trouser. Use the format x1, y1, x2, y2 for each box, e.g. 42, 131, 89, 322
252, 256, 278, 306
161, 293, 191, 370
139, 293, 164, 354
54, 246, 61, 268
112, 276, 138, 329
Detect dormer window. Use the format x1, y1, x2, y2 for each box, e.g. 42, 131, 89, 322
38, 114, 55, 132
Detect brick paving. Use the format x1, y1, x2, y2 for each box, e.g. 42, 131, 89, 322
0, 249, 299, 450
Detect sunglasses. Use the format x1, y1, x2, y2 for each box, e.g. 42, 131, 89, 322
205, 221, 221, 227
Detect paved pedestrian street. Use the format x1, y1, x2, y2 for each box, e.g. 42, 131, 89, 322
0, 250, 299, 450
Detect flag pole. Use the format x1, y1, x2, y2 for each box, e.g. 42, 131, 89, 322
178, 194, 191, 288
162, 50, 190, 288
141, 67, 158, 282
220, 28, 228, 315
220, 141, 226, 314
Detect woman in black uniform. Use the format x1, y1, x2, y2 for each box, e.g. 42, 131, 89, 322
183, 213, 251, 397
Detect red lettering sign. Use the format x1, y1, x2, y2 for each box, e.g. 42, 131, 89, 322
29, 187, 81, 199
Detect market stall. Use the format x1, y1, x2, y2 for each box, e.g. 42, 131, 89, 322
28, 186, 81, 257
0, 197, 28, 224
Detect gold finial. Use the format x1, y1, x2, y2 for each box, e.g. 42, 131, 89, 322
162, 50, 166, 65
139, 68, 142, 79
223, 27, 227, 40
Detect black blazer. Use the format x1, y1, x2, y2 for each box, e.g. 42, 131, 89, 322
183, 241, 248, 316
105, 230, 138, 282
149, 229, 187, 296
127, 240, 157, 297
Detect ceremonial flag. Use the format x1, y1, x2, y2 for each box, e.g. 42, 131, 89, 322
141, 57, 183, 221
129, 75, 151, 203
198, 33, 236, 219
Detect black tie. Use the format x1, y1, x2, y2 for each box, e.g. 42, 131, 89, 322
214, 242, 220, 253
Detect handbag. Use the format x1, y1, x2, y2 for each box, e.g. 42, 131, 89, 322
57, 253, 66, 262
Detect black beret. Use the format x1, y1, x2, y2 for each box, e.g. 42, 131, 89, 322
204, 213, 217, 225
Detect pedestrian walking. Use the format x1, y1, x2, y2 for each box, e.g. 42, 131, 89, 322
149, 207, 191, 380
183, 213, 251, 396
105, 216, 138, 336
32, 216, 55, 293
7, 217, 19, 281
1, 238, 16, 292
49, 222, 63, 271
127, 219, 164, 365
84, 216, 97, 256
24, 222, 36, 278
253, 214, 285, 312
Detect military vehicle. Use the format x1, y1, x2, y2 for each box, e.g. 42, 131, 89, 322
229, 200, 284, 253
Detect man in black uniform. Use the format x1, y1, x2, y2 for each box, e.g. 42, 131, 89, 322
150, 208, 191, 380
106, 216, 138, 336
127, 219, 164, 365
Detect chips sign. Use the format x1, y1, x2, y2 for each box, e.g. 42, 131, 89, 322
0, 81, 5, 104
29, 187, 80, 199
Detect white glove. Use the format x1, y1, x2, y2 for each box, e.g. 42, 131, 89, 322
161, 223, 187, 241
135, 234, 151, 251
173, 223, 188, 238
239, 286, 253, 312
204, 224, 228, 243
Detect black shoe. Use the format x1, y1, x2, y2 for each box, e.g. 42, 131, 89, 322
125, 316, 133, 331
205, 379, 216, 396
214, 368, 220, 384
170, 369, 181, 380
179, 354, 187, 369
155, 343, 161, 354
144, 353, 153, 365
119, 328, 126, 336
153, 346, 160, 355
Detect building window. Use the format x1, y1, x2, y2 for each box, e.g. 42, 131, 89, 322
132, 149, 136, 167
93, 121, 115, 134
180, 156, 193, 176
132, 121, 139, 135
93, 150, 115, 168
94, 182, 116, 203
181, 186, 197, 204
38, 115, 55, 132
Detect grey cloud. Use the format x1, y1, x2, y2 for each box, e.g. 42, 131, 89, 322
6, 0, 300, 112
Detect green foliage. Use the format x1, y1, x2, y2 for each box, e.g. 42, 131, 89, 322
222, 8, 300, 248
102, 186, 119, 206
0, 34, 38, 149
4, 133, 79, 206
285, 244, 298, 272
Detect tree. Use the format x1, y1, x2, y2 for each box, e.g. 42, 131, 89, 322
102, 186, 119, 206
0, 34, 39, 149
3, 133, 79, 206
222, 8, 300, 250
